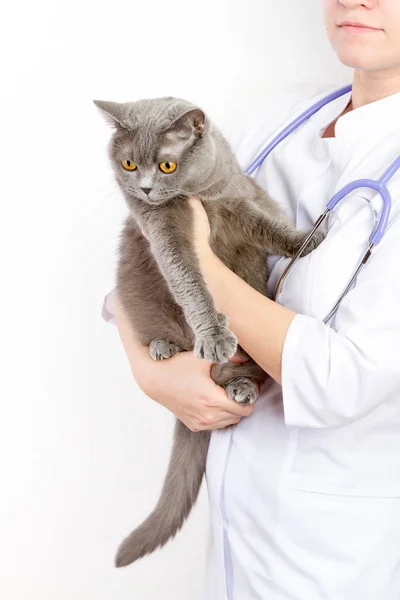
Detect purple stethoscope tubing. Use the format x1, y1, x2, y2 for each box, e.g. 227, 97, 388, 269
245, 83, 400, 323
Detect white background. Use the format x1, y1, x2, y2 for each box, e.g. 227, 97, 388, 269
0, 1, 350, 598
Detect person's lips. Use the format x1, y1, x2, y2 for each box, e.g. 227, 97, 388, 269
337, 21, 383, 32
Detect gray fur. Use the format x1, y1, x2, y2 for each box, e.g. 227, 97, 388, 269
94, 96, 324, 568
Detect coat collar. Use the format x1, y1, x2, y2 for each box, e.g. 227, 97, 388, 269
315, 84, 400, 148
293, 84, 400, 229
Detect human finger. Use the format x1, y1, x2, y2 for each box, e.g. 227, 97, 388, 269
229, 352, 249, 364
207, 414, 241, 430
213, 389, 255, 416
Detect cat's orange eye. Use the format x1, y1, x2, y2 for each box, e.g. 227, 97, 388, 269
159, 161, 177, 174
121, 160, 137, 171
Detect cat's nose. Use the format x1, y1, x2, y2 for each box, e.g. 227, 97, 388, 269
140, 187, 152, 195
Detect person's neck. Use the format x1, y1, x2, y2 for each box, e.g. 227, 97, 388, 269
321, 68, 400, 139
351, 69, 400, 109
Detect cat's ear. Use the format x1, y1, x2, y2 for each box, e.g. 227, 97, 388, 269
169, 107, 206, 139
93, 100, 129, 130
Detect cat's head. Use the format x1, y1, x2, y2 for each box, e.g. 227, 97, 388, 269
94, 96, 223, 206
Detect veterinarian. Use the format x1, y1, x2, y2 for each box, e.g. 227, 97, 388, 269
102, 1, 400, 598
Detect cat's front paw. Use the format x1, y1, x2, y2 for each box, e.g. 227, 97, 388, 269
298, 228, 327, 257
149, 339, 183, 360
194, 322, 238, 363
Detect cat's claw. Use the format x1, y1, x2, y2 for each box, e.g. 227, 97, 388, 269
194, 322, 238, 363
149, 339, 183, 360
225, 377, 259, 405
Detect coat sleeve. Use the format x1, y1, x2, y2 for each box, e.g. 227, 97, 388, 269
101, 287, 117, 325
281, 208, 400, 428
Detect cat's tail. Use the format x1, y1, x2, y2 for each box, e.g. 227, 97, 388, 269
115, 419, 211, 567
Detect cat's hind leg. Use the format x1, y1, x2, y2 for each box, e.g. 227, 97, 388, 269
211, 357, 267, 406
225, 378, 259, 405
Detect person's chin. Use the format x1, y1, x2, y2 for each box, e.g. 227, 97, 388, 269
335, 48, 380, 71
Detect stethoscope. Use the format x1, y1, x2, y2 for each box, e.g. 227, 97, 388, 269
245, 83, 400, 324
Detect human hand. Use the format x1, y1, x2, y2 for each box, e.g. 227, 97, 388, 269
114, 276, 257, 432
187, 195, 211, 257
139, 348, 255, 432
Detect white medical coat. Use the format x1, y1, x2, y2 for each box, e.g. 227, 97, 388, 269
102, 82, 400, 600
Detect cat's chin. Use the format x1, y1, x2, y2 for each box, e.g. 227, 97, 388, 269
126, 194, 171, 206
141, 194, 188, 206
143, 197, 175, 206
125, 189, 189, 207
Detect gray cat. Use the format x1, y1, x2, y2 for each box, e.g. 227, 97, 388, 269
94, 96, 323, 568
